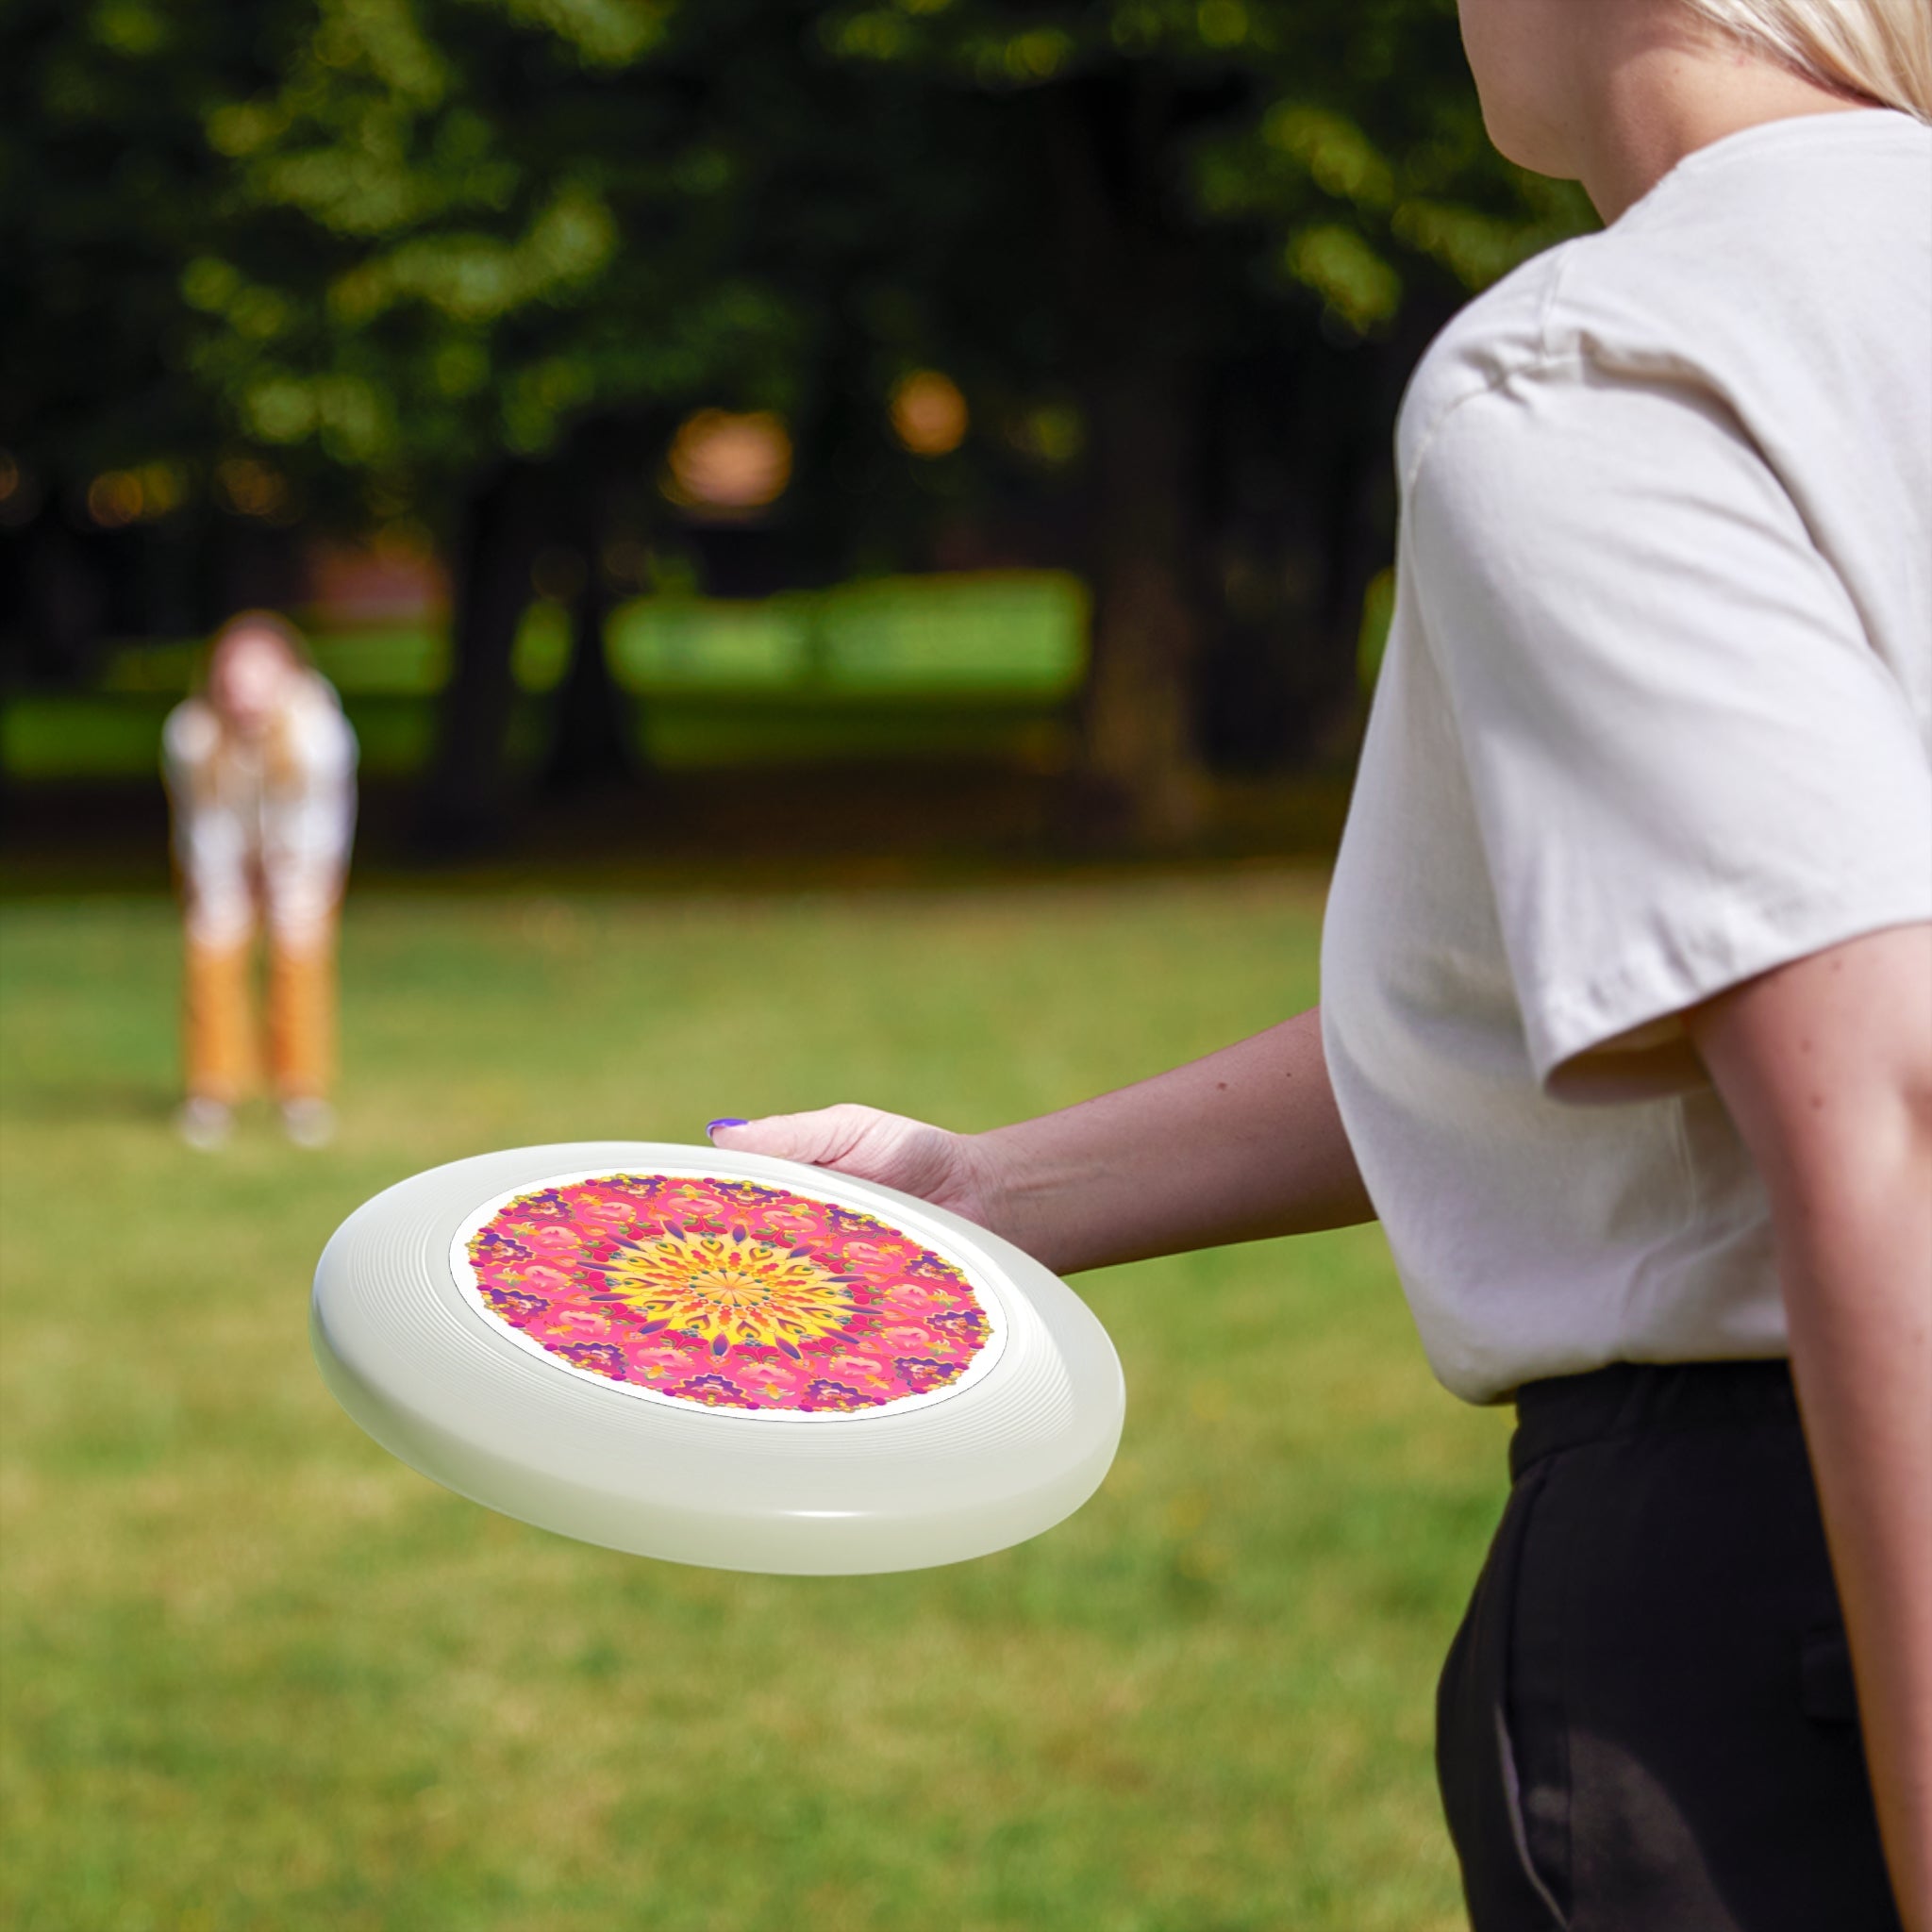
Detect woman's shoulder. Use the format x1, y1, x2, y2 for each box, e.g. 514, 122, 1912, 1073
1395, 243, 1582, 485
283, 673, 358, 768
162, 696, 221, 768
1398, 110, 1932, 490
291, 666, 345, 716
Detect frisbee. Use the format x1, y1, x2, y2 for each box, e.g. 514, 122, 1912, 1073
310, 1141, 1124, 1574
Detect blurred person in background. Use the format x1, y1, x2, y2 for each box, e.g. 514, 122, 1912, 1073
711, 0, 1932, 1926
163, 612, 358, 1151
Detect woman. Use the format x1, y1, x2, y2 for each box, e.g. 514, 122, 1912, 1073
163, 611, 358, 1150
708, 2, 1931, 1925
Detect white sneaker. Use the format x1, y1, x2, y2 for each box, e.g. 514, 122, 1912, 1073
280, 1097, 338, 1149
175, 1096, 233, 1151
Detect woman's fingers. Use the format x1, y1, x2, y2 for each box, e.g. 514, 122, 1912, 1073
707, 1105, 973, 1208
708, 1106, 873, 1167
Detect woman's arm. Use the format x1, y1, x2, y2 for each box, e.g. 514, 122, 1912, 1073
710, 1005, 1375, 1274
1688, 923, 1932, 1932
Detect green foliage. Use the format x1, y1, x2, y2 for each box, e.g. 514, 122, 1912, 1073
809, 0, 1591, 328
5, 0, 1592, 522
168, 0, 813, 502
0, 878, 1509, 1929
1, 570, 1091, 776
1, 2, 265, 485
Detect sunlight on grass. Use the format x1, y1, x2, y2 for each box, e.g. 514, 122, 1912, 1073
0, 877, 1505, 1931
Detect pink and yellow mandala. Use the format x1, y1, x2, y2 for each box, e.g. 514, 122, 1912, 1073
595, 1224, 857, 1358
453, 1172, 1001, 1417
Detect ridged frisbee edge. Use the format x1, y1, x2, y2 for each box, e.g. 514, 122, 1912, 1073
312, 1289, 1123, 1574
308, 1141, 1127, 1573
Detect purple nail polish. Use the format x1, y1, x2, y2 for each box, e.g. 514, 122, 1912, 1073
707, 1118, 748, 1137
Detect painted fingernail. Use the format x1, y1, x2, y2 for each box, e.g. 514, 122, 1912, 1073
706, 1118, 748, 1139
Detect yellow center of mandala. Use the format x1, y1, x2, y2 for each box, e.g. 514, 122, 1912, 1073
595, 1226, 855, 1355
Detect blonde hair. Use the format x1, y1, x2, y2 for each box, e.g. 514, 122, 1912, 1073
206, 608, 312, 682
1682, 0, 1932, 121
199, 610, 317, 796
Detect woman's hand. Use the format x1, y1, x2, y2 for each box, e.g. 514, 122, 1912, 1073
708, 1106, 1009, 1230
706, 1007, 1374, 1276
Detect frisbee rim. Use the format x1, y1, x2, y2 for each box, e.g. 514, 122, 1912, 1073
310, 1141, 1125, 1574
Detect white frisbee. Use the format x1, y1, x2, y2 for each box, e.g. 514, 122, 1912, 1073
310, 1141, 1124, 1574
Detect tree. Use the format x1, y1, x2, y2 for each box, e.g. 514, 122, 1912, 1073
6, 0, 1591, 844
0, 0, 326, 679
808, 0, 1592, 837
161, 0, 858, 845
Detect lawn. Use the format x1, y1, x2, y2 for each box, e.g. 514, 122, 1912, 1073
0, 573, 1090, 782
0, 873, 1507, 1932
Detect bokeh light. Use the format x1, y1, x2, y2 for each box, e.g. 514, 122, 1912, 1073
1008, 401, 1085, 468
86, 471, 146, 528
662, 409, 792, 514
890, 370, 969, 458
213, 456, 291, 521
87, 462, 187, 526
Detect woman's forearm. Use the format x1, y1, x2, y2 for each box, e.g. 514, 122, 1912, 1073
1691, 924, 1932, 1930
1779, 1140, 1932, 1932
969, 1005, 1374, 1274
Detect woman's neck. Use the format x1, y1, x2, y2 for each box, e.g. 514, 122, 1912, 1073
1574, 16, 1876, 223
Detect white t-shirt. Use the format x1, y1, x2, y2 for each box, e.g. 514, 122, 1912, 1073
163, 671, 358, 950
1321, 109, 1932, 1405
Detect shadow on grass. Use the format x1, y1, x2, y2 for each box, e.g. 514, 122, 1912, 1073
1, 765, 1357, 901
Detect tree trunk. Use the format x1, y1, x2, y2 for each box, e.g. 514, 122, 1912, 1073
13, 509, 107, 687
1079, 360, 1206, 844
541, 556, 634, 797
417, 461, 541, 858
541, 419, 658, 798
1045, 76, 1211, 848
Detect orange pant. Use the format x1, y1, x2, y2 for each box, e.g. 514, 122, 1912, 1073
184, 923, 337, 1104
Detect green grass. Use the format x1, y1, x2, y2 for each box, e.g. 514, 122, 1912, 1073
3, 573, 1089, 781
0, 689, 1076, 781
0, 875, 1506, 1931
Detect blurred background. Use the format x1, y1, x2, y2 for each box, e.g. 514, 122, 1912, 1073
2, 3, 1589, 1926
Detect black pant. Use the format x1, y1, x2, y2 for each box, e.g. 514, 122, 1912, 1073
1436, 1360, 1901, 1932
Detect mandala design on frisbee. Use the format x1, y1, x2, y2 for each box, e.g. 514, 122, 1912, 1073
452, 1172, 1005, 1419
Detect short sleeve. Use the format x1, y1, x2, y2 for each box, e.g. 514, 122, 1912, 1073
161, 699, 218, 786
289, 675, 358, 780
1408, 364, 1932, 1098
